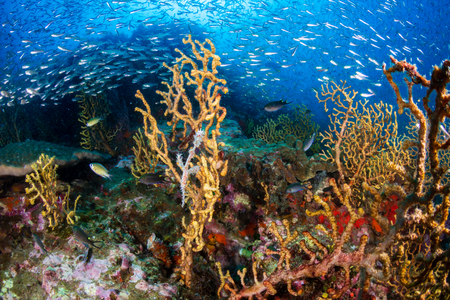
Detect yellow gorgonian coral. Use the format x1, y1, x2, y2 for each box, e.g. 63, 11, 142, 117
135, 35, 228, 288
25, 154, 79, 229
316, 81, 401, 203
253, 104, 319, 150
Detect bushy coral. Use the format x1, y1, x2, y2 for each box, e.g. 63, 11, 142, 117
25, 154, 79, 229
135, 35, 229, 287
77, 91, 120, 157
253, 104, 319, 151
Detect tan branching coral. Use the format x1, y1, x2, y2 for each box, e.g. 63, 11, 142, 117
368, 56, 450, 298
77, 91, 119, 157
135, 35, 228, 287
25, 154, 79, 229
316, 81, 401, 202
130, 128, 159, 178
216, 215, 368, 299
253, 104, 319, 149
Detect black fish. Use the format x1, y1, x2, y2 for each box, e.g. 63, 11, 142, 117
32, 233, 53, 258
322, 186, 334, 193
139, 171, 167, 185
84, 247, 93, 266
73, 226, 101, 249
264, 100, 291, 112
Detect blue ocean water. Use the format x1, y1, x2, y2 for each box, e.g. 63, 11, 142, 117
0, 0, 448, 131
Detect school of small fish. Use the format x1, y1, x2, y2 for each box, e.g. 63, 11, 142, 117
0, 0, 447, 109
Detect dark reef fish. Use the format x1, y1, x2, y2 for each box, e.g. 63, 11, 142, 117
73, 226, 101, 249
264, 100, 291, 112
83, 247, 93, 266
139, 171, 167, 185
286, 182, 309, 194
32, 233, 53, 258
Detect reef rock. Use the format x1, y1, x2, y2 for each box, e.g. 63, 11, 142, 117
0, 140, 110, 177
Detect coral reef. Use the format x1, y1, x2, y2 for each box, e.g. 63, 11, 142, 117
130, 128, 159, 179
253, 104, 319, 152
77, 91, 120, 157
25, 154, 79, 229
2, 35, 449, 300
377, 56, 450, 298
213, 61, 450, 299
0, 140, 109, 176
135, 34, 228, 287
316, 81, 401, 204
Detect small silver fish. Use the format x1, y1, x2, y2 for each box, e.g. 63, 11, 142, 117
1, 90, 11, 97
303, 132, 316, 151
440, 124, 450, 138
57, 46, 72, 52
26, 88, 42, 96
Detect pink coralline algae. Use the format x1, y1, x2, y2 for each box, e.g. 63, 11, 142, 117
72, 259, 110, 281
135, 280, 178, 297
223, 183, 251, 212
3, 196, 45, 231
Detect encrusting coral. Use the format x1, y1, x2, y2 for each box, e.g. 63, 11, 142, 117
25, 154, 79, 229
135, 34, 228, 287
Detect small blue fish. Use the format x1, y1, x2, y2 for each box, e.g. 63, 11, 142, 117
303, 132, 316, 152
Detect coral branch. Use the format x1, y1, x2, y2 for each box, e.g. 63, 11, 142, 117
25, 154, 79, 229
135, 35, 228, 287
